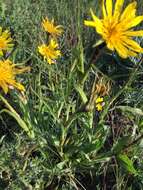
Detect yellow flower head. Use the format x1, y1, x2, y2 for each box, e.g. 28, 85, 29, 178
96, 97, 104, 104
0, 59, 30, 94
0, 27, 14, 56
96, 103, 103, 111
38, 38, 61, 64
95, 96, 104, 111
84, 0, 143, 58
42, 17, 63, 37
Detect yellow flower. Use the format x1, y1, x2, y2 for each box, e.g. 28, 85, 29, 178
84, 0, 143, 58
95, 96, 104, 111
0, 27, 14, 56
38, 38, 61, 64
96, 97, 103, 104
42, 17, 63, 37
0, 59, 30, 94
96, 103, 103, 111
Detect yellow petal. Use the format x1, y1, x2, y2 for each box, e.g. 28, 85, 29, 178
84, 20, 96, 27
96, 103, 103, 111
124, 30, 143, 36
15, 83, 25, 91
106, 0, 113, 17
113, 42, 128, 58
107, 41, 114, 51
96, 97, 103, 104
114, 41, 139, 58
114, 0, 124, 19
127, 50, 137, 57
122, 38, 143, 53
50, 38, 58, 48
90, 9, 103, 33
120, 2, 137, 22
90, 8, 100, 23
47, 58, 54, 64
125, 16, 143, 29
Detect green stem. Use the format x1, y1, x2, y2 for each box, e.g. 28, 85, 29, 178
80, 43, 105, 86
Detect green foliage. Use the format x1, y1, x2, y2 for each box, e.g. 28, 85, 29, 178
0, 0, 143, 189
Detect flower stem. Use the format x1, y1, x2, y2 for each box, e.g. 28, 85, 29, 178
80, 42, 105, 86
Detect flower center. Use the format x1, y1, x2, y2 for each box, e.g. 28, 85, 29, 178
0, 65, 13, 81
103, 19, 120, 42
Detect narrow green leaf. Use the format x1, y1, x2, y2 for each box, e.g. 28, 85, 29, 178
74, 41, 84, 74
112, 136, 131, 154
75, 85, 88, 103
0, 109, 35, 138
117, 106, 143, 116
118, 154, 138, 175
